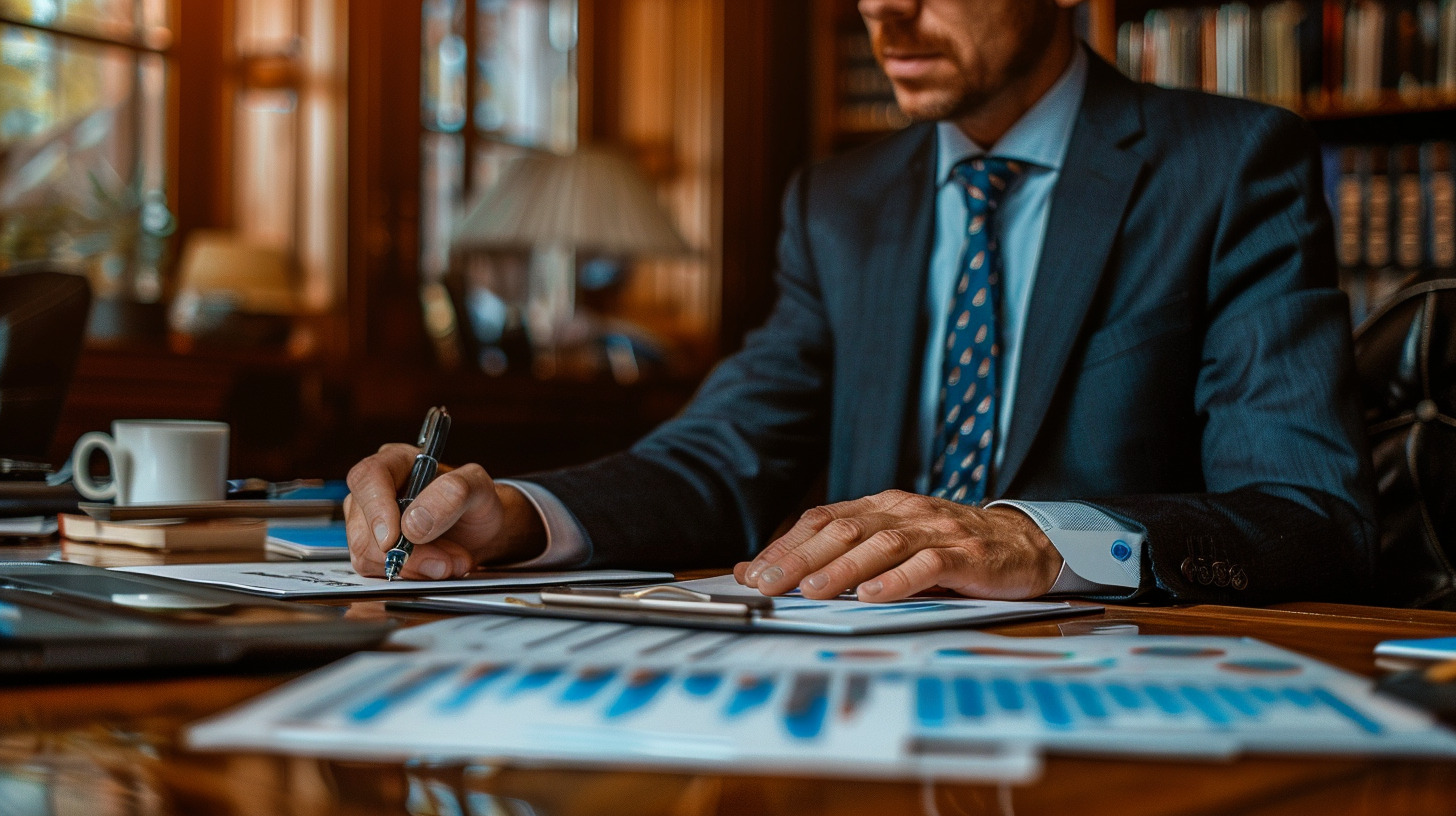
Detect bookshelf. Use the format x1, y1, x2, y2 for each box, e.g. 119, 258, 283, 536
812, 0, 1456, 321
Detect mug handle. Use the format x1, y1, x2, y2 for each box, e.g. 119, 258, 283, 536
72, 432, 122, 502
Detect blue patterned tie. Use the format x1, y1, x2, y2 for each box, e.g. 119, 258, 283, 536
930, 157, 1023, 504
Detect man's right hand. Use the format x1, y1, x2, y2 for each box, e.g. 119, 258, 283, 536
344, 443, 547, 580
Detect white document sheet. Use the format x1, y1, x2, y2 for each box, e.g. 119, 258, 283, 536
188, 625, 1456, 781
412, 573, 1096, 635
112, 562, 673, 598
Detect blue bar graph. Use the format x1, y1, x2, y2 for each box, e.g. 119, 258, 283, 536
784, 674, 831, 739
1179, 686, 1231, 726
725, 675, 775, 719
436, 664, 508, 713
952, 677, 986, 718
1104, 683, 1142, 710
683, 672, 723, 697
1029, 680, 1073, 728
349, 664, 456, 723
916, 676, 947, 728
1067, 682, 1108, 719
561, 668, 617, 704
1311, 687, 1384, 735
502, 666, 564, 700
605, 670, 671, 719
1145, 684, 1186, 715
991, 678, 1024, 711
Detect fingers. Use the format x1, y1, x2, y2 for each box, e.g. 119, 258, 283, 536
742, 493, 897, 588
753, 513, 896, 596
858, 547, 978, 602
791, 528, 926, 599
741, 494, 1060, 603
345, 448, 502, 581
396, 538, 476, 580
349, 538, 475, 580
345, 443, 419, 555
399, 463, 499, 545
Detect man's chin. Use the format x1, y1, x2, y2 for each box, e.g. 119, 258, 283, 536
890, 85, 974, 123
892, 86, 990, 125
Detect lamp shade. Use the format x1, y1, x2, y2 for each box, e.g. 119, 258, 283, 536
452, 147, 691, 257
174, 230, 297, 314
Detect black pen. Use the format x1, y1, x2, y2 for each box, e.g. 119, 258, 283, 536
384, 406, 452, 581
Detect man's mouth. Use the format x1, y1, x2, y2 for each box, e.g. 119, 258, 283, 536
880, 51, 945, 80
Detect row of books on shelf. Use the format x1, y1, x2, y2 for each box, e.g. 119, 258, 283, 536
1117, 1, 1456, 110
835, 27, 908, 134
1325, 141, 1455, 319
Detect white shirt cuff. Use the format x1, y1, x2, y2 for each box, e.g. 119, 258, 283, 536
495, 479, 592, 569
987, 499, 1144, 592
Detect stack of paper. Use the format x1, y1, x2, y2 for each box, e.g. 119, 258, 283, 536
188, 617, 1456, 780
113, 562, 674, 598
412, 574, 1093, 635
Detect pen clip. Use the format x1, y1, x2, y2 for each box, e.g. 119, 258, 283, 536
537, 584, 774, 618
414, 408, 438, 448
620, 585, 713, 602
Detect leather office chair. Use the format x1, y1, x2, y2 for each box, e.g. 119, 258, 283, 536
0, 268, 91, 460
1354, 279, 1456, 609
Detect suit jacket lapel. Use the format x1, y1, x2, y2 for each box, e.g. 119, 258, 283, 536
995, 57, 1148, 496
841, 125, 938, 495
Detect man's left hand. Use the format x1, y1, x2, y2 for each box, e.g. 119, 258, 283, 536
733, 490, 1062, 602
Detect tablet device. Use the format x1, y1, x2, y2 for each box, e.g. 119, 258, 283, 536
0, 561, 393, 679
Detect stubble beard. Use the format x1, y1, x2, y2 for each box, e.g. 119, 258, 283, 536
880, 8, 1063, 125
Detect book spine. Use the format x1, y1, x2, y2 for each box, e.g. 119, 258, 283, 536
1394, 143, 1425, 268
1391, 1, 1422, 100
1428, 142, 1456, 269
1335, 146, 1368, 271
1366, 146, 1394, 269
1300, 1, 1326, 103
1418, 0, 1441, 92
1325, 0, 1346, 103
1439, 0, 1456, 91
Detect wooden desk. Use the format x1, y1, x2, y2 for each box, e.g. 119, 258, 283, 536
3, 546, 1456, 816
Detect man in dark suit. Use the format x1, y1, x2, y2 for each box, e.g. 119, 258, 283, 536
345, 0, 1376, 605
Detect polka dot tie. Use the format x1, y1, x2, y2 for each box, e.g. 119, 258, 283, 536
930, 157, 1024, 505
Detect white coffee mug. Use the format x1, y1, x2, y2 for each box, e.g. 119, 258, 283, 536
71, 420, 230, 505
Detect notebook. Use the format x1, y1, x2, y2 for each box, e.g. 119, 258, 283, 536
266, 521, 350, 560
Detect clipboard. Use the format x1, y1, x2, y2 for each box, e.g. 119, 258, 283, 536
390, 575, 1101, 635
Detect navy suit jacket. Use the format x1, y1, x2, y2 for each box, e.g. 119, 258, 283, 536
532, 56, 1379, 605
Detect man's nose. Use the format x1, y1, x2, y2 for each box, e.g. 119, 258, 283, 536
858, 0, 920, 22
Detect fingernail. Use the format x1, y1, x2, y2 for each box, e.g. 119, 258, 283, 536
760, 566, 784, 584
859, 580, 883, 596
373, 523, 390, 546
805, 573, 828, 590
402, 506, 434, 538
417, 558, 447, 580
745, 564, 764, 583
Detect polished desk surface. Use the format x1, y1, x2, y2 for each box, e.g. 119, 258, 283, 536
3, 542, 1456, 816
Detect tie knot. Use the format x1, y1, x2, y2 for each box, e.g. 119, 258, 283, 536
951, 157, 1025, 214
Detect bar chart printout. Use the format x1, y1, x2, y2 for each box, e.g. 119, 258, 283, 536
187, 627, 1456, 780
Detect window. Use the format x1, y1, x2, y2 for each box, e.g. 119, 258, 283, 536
419, 0, 577, 372
0, 0, 173, 305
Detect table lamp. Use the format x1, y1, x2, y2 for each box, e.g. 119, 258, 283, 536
168, 230, 298, 347
451, 146, 691, 377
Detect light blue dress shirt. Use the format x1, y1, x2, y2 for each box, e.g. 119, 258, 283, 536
509, 45, 1144, 595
